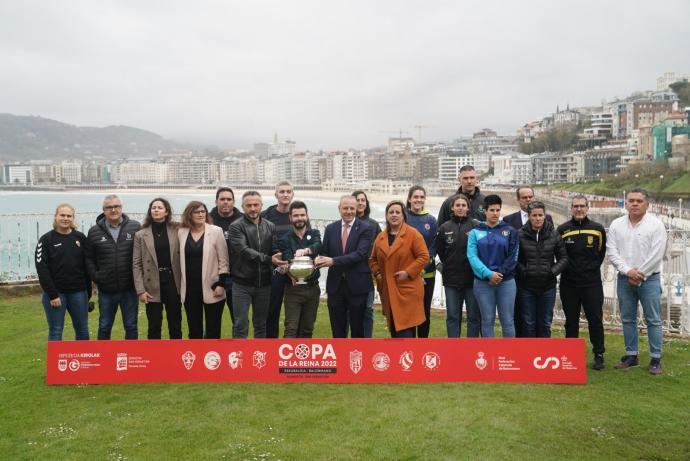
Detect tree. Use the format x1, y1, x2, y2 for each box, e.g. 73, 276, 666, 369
669, 79, 690, 108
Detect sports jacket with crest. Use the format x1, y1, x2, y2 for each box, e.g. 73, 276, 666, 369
556, 216, 606, 287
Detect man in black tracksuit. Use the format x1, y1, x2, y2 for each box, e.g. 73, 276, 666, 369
209, 187, 243, 325
557, 194, 607, 370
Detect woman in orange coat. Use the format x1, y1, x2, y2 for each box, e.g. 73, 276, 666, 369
369, 200, 430, 338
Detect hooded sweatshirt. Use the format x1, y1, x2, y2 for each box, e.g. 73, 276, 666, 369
467, 220, 519, 281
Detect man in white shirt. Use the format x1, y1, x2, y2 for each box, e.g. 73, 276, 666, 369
606, 188, 667, 375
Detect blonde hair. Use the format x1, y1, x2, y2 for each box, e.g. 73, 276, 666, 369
53, 203, 77, 230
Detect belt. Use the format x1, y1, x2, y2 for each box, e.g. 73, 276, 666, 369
159, 267, 172, 272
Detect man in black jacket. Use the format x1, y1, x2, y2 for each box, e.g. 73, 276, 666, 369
261, 181, 294, 338
229, 191, 277, 338
557, 194, 607, 370
437, 165, 486, 226
85, 195, 141, 340
210, 187, 243, 325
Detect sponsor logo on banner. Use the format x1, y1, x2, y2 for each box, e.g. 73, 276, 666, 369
253, 351, 267, 369
422, 352, 440, 371
228, 351, 243, 369
58, 359, 68, 372
204, 351, 221, 370
116, 353, 128, 371
475, 352, 488, 370
69, 359, 81, 372
533, 356, 561, 370
350, 350, 362, 374
399, 351, 414, 371
278, 344, 337, 375
181, 351, 196, 370
372, 352, 390, 371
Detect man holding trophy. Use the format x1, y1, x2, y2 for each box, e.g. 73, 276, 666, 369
272, 201, 322, 338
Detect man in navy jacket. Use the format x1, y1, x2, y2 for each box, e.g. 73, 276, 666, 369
315, 195, 373, 338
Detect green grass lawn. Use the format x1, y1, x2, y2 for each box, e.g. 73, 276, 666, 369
1, 295, 689, 460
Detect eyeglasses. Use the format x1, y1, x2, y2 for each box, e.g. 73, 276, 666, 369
572, 205, 588, 209
193, 210, 207, 215
103, 205, 122, 211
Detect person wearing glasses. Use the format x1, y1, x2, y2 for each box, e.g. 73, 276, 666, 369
178, 201, 229, 339
516, 201, 568, 338
85, 194, 141, 340
557, 194, 607, 370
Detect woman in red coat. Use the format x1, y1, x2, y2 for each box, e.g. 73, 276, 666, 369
369, 200, 429, 337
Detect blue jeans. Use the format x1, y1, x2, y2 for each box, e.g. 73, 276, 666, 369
444, 286, 481, 338
232, 282, 271, 338
97, 290, 139, 340
617, 273, 663, 358
519, 286, 557, 338
473, 278, 516, 338
363, 289, 375, 338
42, 291, 90, 341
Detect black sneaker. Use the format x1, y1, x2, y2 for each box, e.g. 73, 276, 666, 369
592, 354, 604, 371
614, 355, 639, 369
648, 358, 663, 375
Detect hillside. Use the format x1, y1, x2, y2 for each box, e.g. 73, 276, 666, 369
0, 114, 186, 161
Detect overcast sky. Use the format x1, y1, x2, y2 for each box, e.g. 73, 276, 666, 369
1, 0, 688, 150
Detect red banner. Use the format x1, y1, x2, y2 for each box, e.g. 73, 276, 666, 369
46, 338, 586, 385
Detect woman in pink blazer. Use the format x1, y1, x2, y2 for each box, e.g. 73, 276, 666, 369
178, 201, 229, 339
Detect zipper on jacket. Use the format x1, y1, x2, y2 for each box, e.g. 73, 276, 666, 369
256, 222, 261, 287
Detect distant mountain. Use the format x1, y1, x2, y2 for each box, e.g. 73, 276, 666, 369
0, 114, 191, 161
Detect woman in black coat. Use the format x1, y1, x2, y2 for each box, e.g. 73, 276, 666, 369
516, 201, 568, 338
435, 194, 480, 337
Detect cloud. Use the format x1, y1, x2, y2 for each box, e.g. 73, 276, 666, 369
1, 0, 689, 150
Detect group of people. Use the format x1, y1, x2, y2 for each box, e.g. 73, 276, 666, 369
36, 166, 668, 375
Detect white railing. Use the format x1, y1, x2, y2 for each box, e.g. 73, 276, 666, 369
2, 213, 689, 337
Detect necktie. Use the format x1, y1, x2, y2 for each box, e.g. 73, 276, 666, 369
341, 222, 350, 254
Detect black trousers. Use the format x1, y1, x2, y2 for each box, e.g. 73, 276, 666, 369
514, 294, 524, 337
416, 277, 434, 338
328, 282, 367, 338
145, 272, 182, 339
184, 289, 225, 339
559, 282, 605, 355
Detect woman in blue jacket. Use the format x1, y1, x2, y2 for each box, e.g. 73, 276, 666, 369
405, 185, 437, 338
467, 195, 519, 338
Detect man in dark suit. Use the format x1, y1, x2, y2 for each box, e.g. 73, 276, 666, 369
503, 185, 554, 337
504, 185, 553, 231
315, 195, 373, 338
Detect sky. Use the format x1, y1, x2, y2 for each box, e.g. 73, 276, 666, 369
1, 0, 689, 150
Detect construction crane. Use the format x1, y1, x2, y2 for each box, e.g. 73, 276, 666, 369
378, 129, 410, 140
414, 124, 433, 142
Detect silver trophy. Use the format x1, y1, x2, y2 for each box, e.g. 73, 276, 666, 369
288, 256, 315, 284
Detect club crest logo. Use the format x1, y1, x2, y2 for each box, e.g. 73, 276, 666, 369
587, 235, 594, 246
116, 353, 128, 371
58, 359, 68, 372
502, 230, 510, 237
181, 351, 196, 370
204, 351, 221, 370
350, 350, 363, 374
475, 352, 487, 370
372, 352, 390, 371
422, 352, 440, 371
253, 351, 267, 369
228, 351, 243, 370
399, 351, 414, 371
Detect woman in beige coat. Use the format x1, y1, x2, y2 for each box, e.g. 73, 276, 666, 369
178, 201, 229, 339
133, 197, 182, 339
